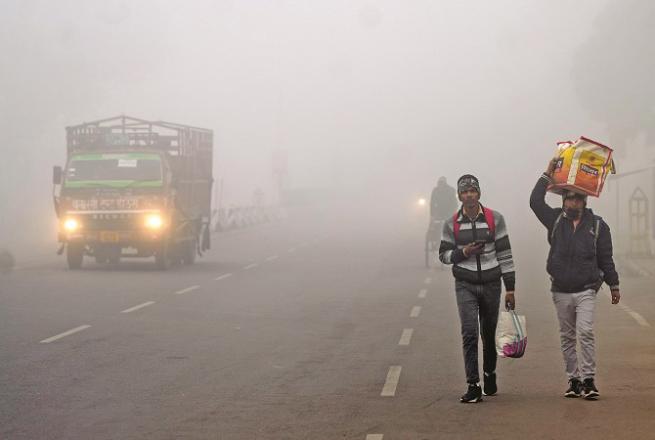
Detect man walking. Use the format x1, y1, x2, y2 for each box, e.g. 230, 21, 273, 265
530, 159, 620, 400
439, 174, 516, 403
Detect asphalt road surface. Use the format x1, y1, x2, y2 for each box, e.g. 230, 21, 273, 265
1, 205, 654, 439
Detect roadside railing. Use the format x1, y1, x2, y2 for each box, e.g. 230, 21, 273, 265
211, 206, 286, 232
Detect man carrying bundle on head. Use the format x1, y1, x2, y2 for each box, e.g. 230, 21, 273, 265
530, 158, 620, 400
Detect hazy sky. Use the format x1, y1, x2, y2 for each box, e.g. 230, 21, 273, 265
2, 0, 653, 249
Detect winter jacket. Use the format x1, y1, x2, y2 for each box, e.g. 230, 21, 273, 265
530, 174, 620, 293
438, 205, 516, 291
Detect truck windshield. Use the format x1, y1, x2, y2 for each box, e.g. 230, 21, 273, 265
64, 153, 163, 188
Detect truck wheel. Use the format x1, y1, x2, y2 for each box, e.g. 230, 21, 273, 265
67, 244, 84, 270
169, 250, 183, 266
155, 244, 171, 270
0, 249, 15, 272
183, 241, 197, 265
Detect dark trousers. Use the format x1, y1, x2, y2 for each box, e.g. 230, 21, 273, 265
455, 279, 502, 384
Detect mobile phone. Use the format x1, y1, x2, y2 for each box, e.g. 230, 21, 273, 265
473, 240, 486, 247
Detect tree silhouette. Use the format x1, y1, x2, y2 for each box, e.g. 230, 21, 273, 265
573, 0, 655, 149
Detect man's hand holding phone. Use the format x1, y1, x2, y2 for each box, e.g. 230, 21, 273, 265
463, 240, 485, 258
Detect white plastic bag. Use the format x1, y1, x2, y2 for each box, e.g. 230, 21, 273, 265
496, 310, 527, 358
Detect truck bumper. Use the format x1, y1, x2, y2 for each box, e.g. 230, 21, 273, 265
59, 230, 166, 245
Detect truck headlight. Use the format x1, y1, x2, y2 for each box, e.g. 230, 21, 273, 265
63, 218, 80, 232
417, 198, 427, 207
144, 214, 164, 229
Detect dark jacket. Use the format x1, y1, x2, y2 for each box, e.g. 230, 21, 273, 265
430, 183, 458, 221
530, 174, 620, 293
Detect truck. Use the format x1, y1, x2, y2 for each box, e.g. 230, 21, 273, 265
52, 115, 213, 270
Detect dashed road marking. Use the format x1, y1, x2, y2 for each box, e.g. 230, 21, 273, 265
424, 277, 432, 285
175, 285, 200, 295
381, 366, 402, 397
410, 306, 421, 318
215, 273, 233, 281
265, 255, 279, 262
40, 325, 91, 343
121, 301, 155, 314
629, 311, 650, 327
604, 291, 651, 327
366, 435, 384, 440
244, 263, 259, 270
398, 328, 414, 346
418, 289, 427, 299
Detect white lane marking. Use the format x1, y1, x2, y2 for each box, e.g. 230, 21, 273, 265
40, 325, 91, 343
288, 247, 296, 253
418, 289, 427, 299
424, 277, 432, 285
366, 435, 384, 440
629, 311, 650, 327
214, 273, 233, 281
121, 301, 155, 314
410, 306, 421, 318
265, 255, 279, 262
243, 263, 259, 270
381, 366, 402, 397
175, 285, 200, 295
398, 328, 414, 346
604, 291, 651, 327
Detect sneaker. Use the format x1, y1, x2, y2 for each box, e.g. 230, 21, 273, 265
582, 378, 599, 400
460, 383, 483, 403
483, 372, 497, 396
564, 378, 582, 398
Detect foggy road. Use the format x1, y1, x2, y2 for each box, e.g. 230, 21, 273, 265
2, 2, 655, 439
1, 207, 654, 440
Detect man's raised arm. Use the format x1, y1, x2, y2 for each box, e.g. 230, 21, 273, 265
530, 158, 558, 229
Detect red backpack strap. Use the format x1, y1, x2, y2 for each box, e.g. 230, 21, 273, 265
482, 207, 496, 239
453, 211, 461, 241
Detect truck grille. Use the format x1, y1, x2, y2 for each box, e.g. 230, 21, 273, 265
81, 213, 141, 230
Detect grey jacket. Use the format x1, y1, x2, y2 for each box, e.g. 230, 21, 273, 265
439, 205, 515, 291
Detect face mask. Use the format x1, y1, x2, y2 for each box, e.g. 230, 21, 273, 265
564, 207, 582, 220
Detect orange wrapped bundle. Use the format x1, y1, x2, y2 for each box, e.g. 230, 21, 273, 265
548, 136, 616, 197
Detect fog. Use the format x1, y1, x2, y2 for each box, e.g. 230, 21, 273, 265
1, 0, 654, 256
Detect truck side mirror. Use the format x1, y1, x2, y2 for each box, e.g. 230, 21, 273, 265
53, 166, 63, 185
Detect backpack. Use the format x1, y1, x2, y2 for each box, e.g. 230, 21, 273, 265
549, 212, 601, 253
453, 206, 496, 241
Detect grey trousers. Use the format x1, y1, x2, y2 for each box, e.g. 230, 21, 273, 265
455, 279, 502, 384
552, 289, 597, 380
